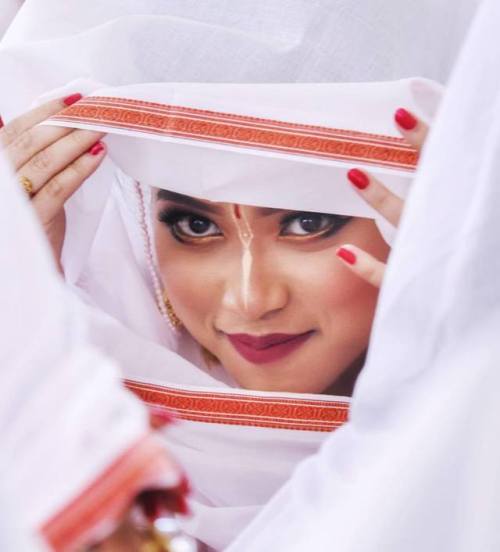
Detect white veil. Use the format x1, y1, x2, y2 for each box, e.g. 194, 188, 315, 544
1, 0, 479, 122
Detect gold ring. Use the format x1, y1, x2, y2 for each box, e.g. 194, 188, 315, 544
19, 175, 34, 197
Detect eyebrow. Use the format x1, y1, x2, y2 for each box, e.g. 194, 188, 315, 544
157, 190, 223, 215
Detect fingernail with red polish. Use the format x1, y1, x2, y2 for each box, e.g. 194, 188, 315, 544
347, 168, 369, 190
0, 116, 4, 129
337, 247, 356, 265
88, 141, 105, 156
63, 93, 83, 107
395, 108, 417, 131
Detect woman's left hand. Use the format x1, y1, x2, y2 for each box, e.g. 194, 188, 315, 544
335, 108, 429, 287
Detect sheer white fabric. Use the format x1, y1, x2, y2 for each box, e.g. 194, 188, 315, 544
0, 500, 46, 552
0, 0, 22, 39
227, 1, 500, 550
0, 0, 480, 122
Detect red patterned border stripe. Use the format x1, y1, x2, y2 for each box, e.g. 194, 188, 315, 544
79, 96, 412, 145
124, 379, 349, 433
51, 96, 419, 170
40, 435, 178, 552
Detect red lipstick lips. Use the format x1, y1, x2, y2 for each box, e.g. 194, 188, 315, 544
226, 331, 314, 364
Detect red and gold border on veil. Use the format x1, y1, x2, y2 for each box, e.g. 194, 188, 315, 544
52, 96, 419, 171
125, 379, 349, 433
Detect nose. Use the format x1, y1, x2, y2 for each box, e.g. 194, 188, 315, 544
221, 252, 289, 322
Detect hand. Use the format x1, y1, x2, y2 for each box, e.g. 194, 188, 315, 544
335, 108, 429, 287
0, 93, 106, 270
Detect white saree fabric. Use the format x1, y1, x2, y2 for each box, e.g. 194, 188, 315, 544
0, 495, 45, 552
40, 76, 438, 550
228, 1, 500, 550
0, 0, 480, 122
0, 148, 181, 551
0, 1, 483, 550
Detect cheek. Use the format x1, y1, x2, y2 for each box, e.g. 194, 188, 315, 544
326, 264, 379, 327
164, 263, 205, 316
288, 220, 387, 328
291, 252, 378, 320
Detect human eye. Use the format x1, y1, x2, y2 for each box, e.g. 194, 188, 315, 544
158, 208, 222, 242
280, 212, 352, 238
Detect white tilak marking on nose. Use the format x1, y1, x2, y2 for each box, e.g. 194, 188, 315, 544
241, 246, 253, 310
232, 205, 254, 310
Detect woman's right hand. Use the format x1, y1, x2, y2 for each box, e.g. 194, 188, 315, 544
335, 108, 428, 288
0, 93, 106, 270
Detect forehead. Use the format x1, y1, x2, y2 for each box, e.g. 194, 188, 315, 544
156, 189, 283, 218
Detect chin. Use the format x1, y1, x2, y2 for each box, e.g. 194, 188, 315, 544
221, 360, 318, 394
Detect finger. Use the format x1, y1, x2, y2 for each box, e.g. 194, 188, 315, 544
394, 108, 429, 150
6, 124, 74, 171
336, 244, 385, 288
32, 142, 106, 225
0, 92, 82, 148
347, 168, 403, 227
17, 129, 105, 194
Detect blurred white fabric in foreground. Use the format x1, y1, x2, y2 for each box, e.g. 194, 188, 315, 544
0, 0, 22, 39
0, 148, 180, 550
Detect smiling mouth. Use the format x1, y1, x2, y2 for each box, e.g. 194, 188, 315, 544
225, 331, 315, 364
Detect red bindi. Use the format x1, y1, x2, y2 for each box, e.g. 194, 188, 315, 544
233, 204, 241, 219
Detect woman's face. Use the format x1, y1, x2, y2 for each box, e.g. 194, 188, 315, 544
153, 190, 389, 394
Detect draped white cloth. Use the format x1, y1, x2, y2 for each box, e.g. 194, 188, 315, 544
0, 0, 22, 39
0, 494, 45, 552
227, 1, 500, 550
0, 148, 182, 550
0, 0, 480, 123
0, 1, 484, 550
